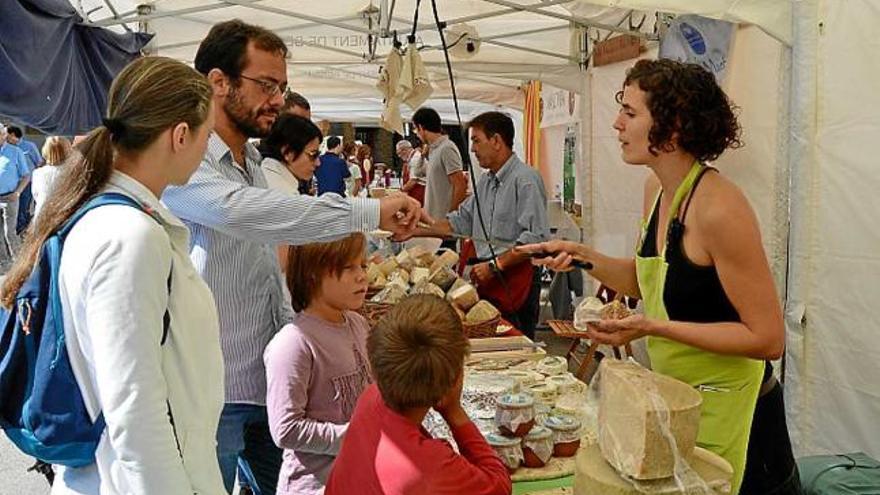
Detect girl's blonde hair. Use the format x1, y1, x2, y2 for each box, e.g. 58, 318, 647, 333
41, 136, 72, 166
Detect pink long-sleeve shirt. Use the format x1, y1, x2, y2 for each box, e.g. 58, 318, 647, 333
264, 311, 372, 495
324, 384, 512, 495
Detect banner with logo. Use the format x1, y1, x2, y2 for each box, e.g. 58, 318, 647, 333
540, 85, 581, 129
659, 15, 735, 82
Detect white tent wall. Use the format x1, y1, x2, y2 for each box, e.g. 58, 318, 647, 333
785, 0, 880, 459
714, 24, 788, 293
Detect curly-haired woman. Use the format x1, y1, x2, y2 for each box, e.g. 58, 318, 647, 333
523, 59, 800, 495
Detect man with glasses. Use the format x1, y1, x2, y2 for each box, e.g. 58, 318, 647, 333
162, 20, 425, 495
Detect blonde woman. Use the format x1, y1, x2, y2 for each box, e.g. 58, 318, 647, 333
1, 56, 224, 494
31, 136, 72, 221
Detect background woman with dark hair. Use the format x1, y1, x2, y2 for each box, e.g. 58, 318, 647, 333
261, 114, 322, 197
524, 59, 800, 494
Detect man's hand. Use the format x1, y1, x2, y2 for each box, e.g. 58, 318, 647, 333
470, 262, 495, 286
379, 193, 431, 240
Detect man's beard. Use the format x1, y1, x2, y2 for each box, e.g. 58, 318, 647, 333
224, 87, 274, 138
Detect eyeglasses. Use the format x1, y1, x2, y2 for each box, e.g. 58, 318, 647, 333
238, 74, 287, 97
304, 150, 320, 160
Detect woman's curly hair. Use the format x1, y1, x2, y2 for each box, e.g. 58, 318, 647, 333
617, 59, 743, 162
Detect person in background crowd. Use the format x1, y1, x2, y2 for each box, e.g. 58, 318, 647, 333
342, 142, 362, 197
5, 125, 41, 234
315, 136, 350, 197
1, 55, 225, 495
261, 115, 322, 198
160, 20, 424, 495
414, 111, 549, 339
397, 139, 426, 206
0, 126, 30, 263
523, 59, 799, 495
356, 143, 373, 189
261, 114, 323, 274
282, 91, 311, 119
325, 295, 512, 495
265, 233, 372, 495
31, 136, 72, 221
412, 107, 468, 222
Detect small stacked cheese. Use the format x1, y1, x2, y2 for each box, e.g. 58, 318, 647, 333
367, 247, 501, 324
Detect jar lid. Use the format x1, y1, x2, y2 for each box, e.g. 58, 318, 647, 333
498, 392, 535, 407
544, 414, 581, 431
523, 425, 553, 441
486, 432, 522, 447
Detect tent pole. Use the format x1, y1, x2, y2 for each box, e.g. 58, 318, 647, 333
477, 0, 653, 39
87, 1, 262, 28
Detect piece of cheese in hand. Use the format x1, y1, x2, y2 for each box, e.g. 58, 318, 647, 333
449, 283, 479, 311
601, 300, 631, 320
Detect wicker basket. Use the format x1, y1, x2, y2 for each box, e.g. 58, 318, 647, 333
462, 316, 501, 339
358, 301, 393, 327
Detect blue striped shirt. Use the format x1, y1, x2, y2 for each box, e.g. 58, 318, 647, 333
163, 133, 380, 405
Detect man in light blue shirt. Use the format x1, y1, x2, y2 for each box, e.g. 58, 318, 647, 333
162, 20, 424, 495
413, 111, 549, 338
5, 125, 41, 234
0, 126, 31, 263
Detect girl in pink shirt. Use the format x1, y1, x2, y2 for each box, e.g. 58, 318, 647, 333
264, 233, 372, 495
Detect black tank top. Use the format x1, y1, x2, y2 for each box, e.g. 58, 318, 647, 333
639, 167, 772, 382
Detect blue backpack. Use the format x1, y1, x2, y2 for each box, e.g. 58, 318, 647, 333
0, 192, 170, 467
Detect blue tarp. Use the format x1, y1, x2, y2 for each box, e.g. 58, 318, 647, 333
0, 0, 153, 135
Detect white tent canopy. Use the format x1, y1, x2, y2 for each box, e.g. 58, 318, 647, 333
72, 0, 880, 462
77, 0, 790, 107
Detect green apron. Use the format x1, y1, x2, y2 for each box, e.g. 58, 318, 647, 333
635, 162, 763, 495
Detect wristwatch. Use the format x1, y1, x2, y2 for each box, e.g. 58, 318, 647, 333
488, 259, 503, 274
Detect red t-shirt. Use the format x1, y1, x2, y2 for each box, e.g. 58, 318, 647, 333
325, 384, 512, 495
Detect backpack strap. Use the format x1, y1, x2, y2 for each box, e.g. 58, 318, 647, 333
56, 193, 147, 239
60, 193, 173, 346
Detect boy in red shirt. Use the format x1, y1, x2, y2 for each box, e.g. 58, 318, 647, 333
325, 295, 512, 495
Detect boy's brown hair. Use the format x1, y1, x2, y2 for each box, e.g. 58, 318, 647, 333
368, 295, 470, 411
286, 233, 366, 312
